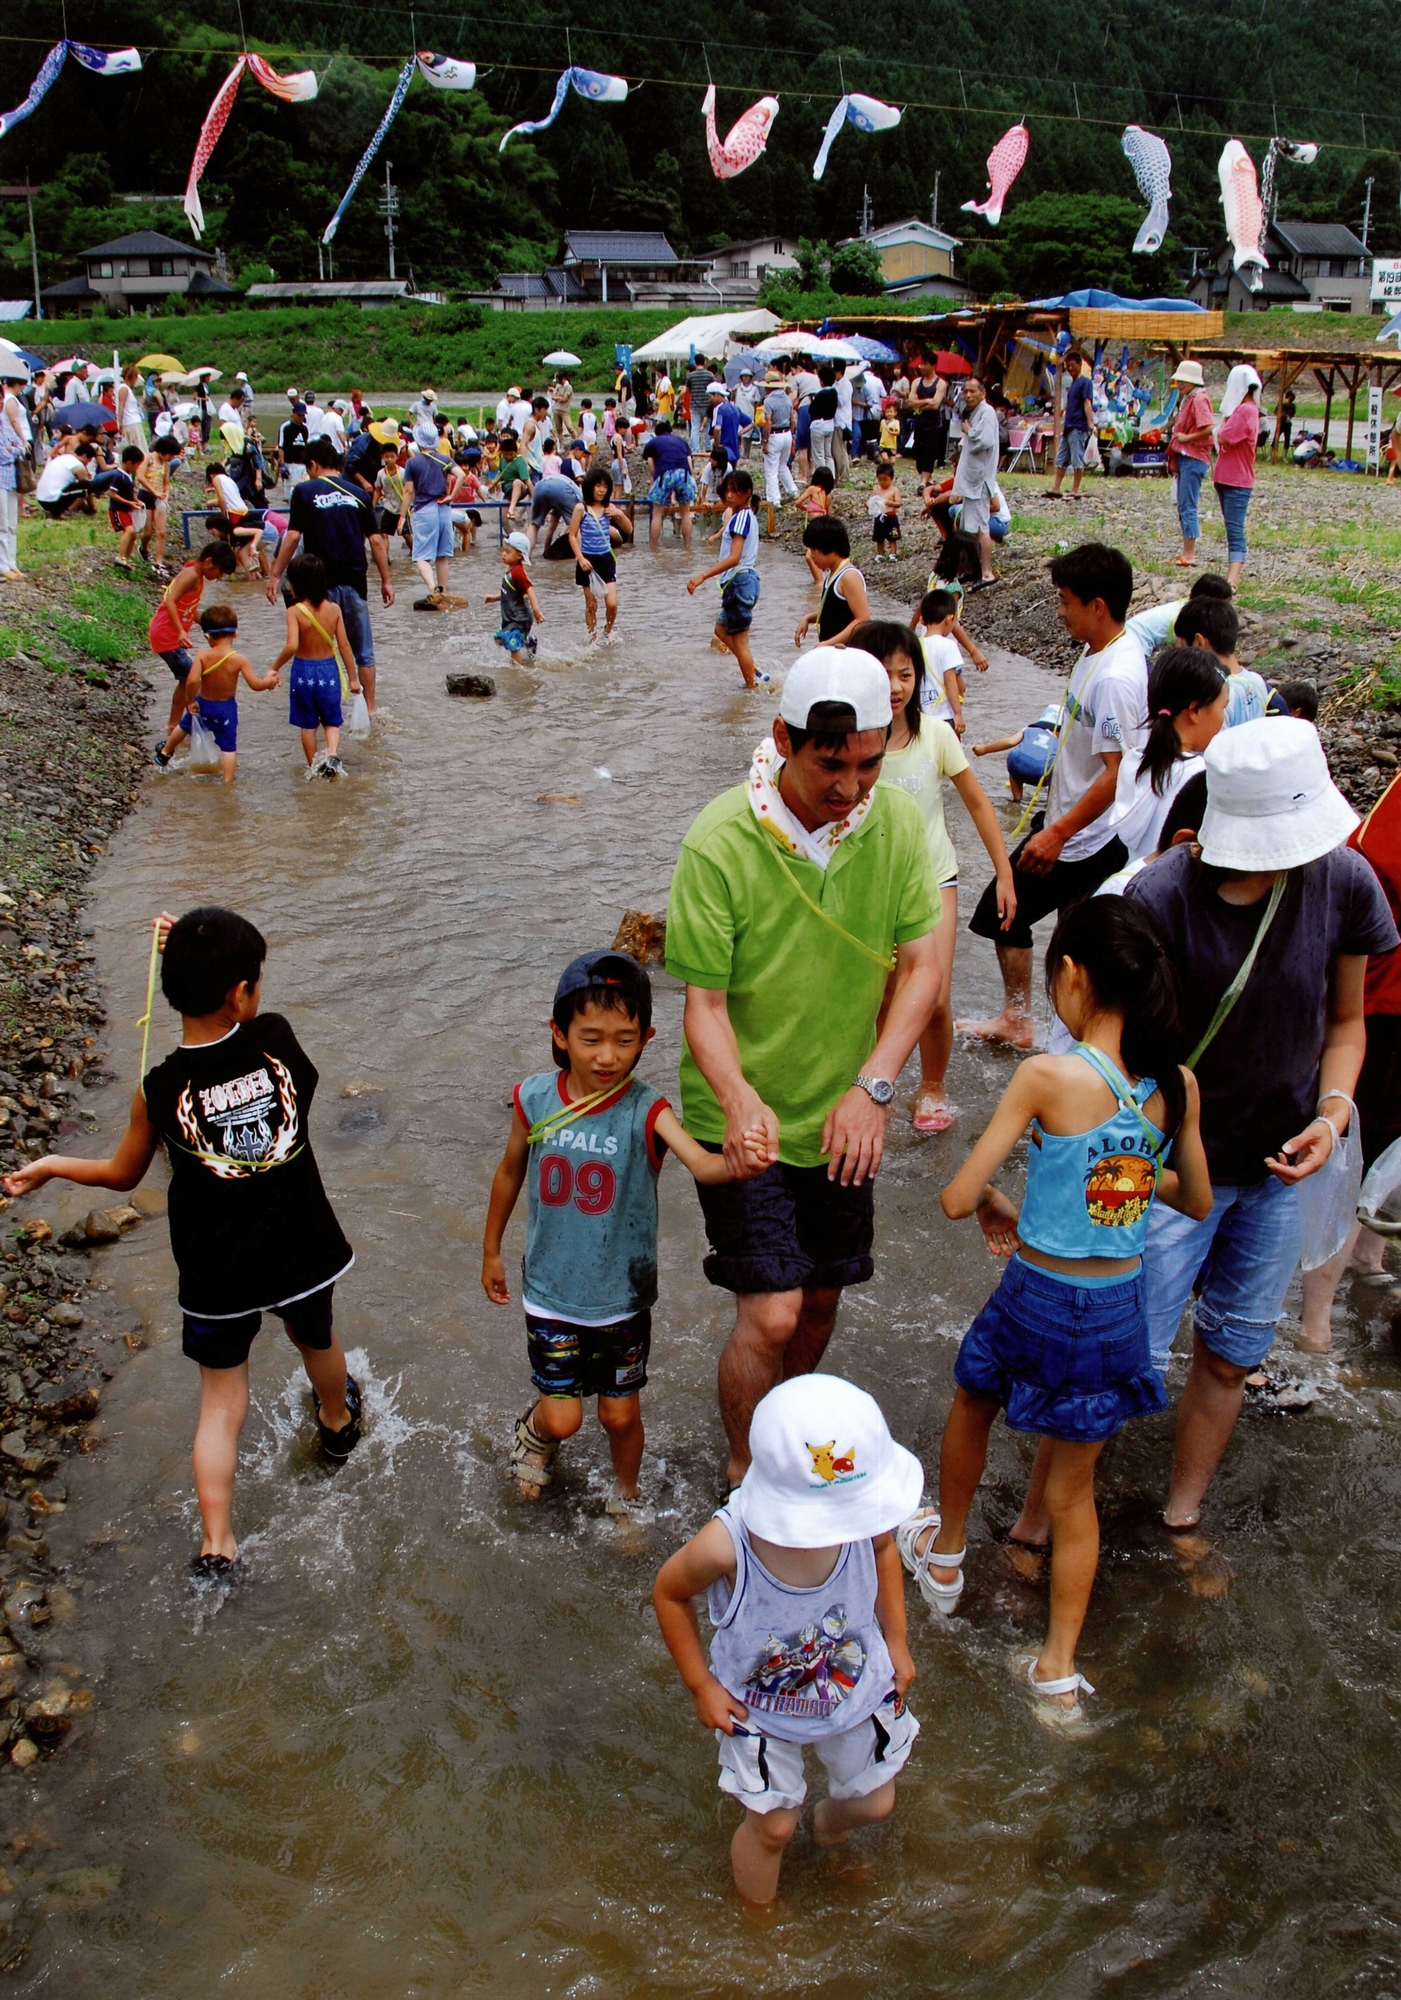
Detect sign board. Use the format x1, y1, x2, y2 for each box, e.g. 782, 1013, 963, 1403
1371, 258, 1401, 303
1367, 383, 1385, 471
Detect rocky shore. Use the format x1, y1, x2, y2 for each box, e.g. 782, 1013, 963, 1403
0, 543, 161, 1781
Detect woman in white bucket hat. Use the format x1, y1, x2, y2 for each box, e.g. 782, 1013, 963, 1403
1121, 719, 1396, 1528
1167, 358, 1213, 569
654, 1374, 922, 1905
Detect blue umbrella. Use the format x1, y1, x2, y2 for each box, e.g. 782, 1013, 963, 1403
0, 339, 44, 371
846, 333, 902, 363
55, 400, 117, 429
723, 349, 768, 386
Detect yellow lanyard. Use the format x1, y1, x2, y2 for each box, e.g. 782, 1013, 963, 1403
297, 605, 351, 698
527, 1077, 633, 1146
136, 918, 161, 1078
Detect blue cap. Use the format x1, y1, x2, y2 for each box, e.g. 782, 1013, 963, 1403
553, 950, 649, 1010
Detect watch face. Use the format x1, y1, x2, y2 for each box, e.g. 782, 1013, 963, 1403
862, 1077, 895, 1106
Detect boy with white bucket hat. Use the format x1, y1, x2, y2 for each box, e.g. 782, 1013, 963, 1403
654, 1374, 922, 1904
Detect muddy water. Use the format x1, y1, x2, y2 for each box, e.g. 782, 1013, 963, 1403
10, 536, 1401, 1997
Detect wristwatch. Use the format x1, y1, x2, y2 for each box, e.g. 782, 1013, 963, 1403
853, 1075, 896, 1107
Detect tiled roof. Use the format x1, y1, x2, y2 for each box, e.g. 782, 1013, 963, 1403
40, 275, 99, 298
78, 230, 205, 258
563, 231, 677, 265
1271, 220, 1367, 258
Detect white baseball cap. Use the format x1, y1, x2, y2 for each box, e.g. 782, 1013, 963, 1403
779, 648, 891, 734
1198, 717, 1356, 870
504, 531, 531, 563
236, 371, 249, 382
735, 1376, 924, 1548
286, 385, 300, 400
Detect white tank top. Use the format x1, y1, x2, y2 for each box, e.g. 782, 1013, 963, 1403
706, 1503, 893, 1742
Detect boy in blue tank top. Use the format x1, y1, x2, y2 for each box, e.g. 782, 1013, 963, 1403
482, 951, 763, 1512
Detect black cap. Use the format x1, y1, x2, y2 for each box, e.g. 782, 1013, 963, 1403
553, 950, 650, 1010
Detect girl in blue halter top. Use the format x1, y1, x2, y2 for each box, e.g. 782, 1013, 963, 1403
899, 897, 1211, 1724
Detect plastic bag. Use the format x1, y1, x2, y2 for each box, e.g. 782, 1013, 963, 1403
345, 691, 371, 737
1295, 1103, 1363, 1270
1083, 433, 1103, 472
185, 712, 223, 772
1357, 1134, 1401, 1239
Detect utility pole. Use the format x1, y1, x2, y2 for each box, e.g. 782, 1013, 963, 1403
858, 184, 873, 237
1, 183, 42, 319
1361, 175, 1375, 252
380, 160, 400, 282
930, 172, 940, 231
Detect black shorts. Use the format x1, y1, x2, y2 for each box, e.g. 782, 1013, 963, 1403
872, 514, 900, 544
526, 1307, 650, 1400
694, 1145, 875, 1294
182, 1283, 336, 1370
968, 820, 1128, 952
575, 549, 617, 588
1358, 1013, 1401, 1173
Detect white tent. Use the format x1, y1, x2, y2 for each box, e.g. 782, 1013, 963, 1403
631, 309, 781, 363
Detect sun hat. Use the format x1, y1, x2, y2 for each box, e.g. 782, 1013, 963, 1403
368, 419, 400, 444
735, 1375, 924, 1548
1198, 717, 1357, 871
504, 531, 532, 564
1171, 359, 1205, 387
779, 648, 892, 734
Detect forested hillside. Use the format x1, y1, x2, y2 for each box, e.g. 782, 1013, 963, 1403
1, 0, 1397, 301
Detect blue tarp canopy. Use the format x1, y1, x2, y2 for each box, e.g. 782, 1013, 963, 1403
1022, 289, 1209, 312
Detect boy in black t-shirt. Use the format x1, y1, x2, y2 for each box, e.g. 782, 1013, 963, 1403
3, 909, 361, 1581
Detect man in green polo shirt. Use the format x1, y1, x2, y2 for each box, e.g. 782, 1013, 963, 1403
666, 649, 942, 1483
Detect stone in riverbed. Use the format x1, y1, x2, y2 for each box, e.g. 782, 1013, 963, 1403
35, 1376, 99, 1421
80, 1211, 120, 1246
48, 1304, 82, 1329
9, 1736, 37, 1768
611, 910, 667, 966
445, 672, 496, 698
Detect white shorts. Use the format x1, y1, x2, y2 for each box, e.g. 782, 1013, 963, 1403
715, 1689, 918, 1814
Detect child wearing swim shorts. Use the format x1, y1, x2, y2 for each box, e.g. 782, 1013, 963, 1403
686, 468, 767, 692
3, 908, 363, 1582
654, 1374, 922, 1904
897, 897, 1210, 1728
153, 603, 280, 785
266, 551, 361, 778
482, 950, 760, 1512
484, 532, 544, 654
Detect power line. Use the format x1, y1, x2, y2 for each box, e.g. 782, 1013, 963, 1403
2, 25, 1399, 158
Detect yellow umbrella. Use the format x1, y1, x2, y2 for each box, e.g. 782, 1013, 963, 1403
137, 352, 185, 372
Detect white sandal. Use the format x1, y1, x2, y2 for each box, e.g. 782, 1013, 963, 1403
508, 1411, 558, 1491
894, 1507, 966, 1617
1020, 1655, 1096, 1731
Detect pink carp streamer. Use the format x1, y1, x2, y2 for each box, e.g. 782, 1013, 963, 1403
1217, 139, 1266, 285
703, 84, 780, 178
961, 123, 1030, 228
184, 54, 319, 239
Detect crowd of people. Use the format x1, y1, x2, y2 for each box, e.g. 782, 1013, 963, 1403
4, 333, 1400, 1907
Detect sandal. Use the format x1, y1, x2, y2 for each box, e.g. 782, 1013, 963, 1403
509, 1410, 558, 1491
912, 1093, 957, 1134
189, 1552, 242, 1585
315, 1374, 363, 1460
1020, 1654, 1095, 1731
894, 1507, 965, 1616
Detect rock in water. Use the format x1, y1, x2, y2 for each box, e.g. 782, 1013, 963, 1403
446, 674, 496, 699
612, 911, 667, 966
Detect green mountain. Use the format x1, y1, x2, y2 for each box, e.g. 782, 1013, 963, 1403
1, 0, 1396, 302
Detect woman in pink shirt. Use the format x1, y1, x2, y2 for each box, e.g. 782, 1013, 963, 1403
1168, 359, 1214, 568
1213, 365, 1262, 588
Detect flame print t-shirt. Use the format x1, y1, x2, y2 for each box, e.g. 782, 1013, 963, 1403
143, 1015, 353, 1318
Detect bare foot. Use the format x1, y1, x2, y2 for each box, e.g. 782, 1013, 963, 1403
957, 1012, 1034, 1050
1293, 1327, 1333, 1355
1001, 1542, 1047, 1584
1166, 1526, 1233, 1599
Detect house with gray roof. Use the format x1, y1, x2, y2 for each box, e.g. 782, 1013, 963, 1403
1189, 220, 1371, 314
40, 230, 239, 312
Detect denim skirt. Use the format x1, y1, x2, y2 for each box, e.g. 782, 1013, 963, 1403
954, 1255, 1166, 1442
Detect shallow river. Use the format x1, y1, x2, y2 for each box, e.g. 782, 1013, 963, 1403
10, 533, 1401, 1997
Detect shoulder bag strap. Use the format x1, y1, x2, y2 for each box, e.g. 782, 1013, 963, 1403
756, 821, 895, 972
1187, 871, 1287, 1071
296, 605, 351, 697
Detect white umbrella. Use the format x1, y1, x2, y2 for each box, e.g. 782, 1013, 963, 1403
755, 331, 865, 363
188, 365, 222, 382
541, 349, 581, 368
159, 370, 186, 386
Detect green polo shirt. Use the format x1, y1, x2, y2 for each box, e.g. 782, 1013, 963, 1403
665, 783, 939, 1166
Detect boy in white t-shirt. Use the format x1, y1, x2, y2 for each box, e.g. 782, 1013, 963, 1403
912, 587, 968, 736
963, 543, 1147, 1048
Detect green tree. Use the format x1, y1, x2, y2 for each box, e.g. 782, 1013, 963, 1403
795, 237, 832, 291
828, 239, 884, 296
960, 242, 1011, 298
1000, 194, 1181, 299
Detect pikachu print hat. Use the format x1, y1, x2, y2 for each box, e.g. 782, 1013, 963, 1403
736, 1374, 924, 1548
